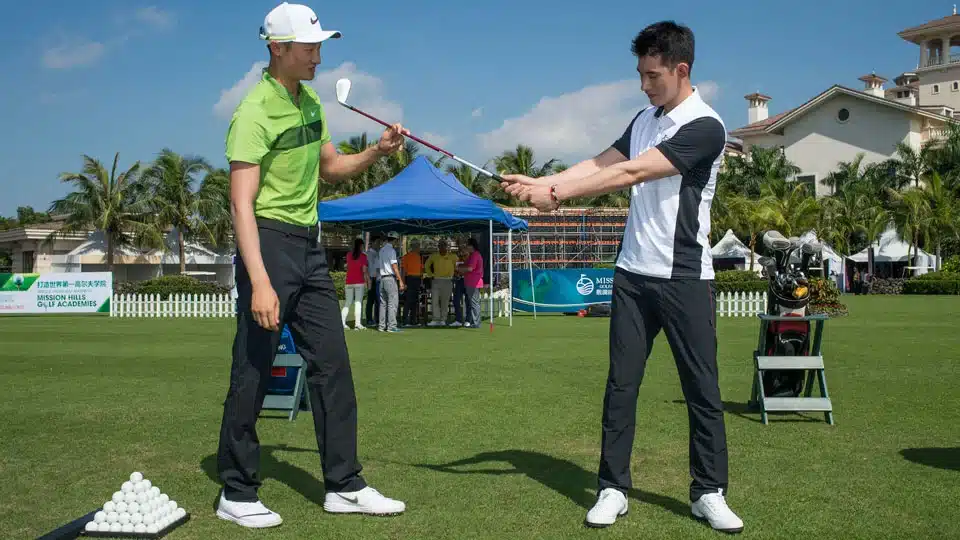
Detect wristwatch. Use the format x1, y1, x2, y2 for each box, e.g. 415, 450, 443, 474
549, 184, 561, 208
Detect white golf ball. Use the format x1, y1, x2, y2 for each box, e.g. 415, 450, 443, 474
118, 512, 131, 525
94, 511, 107, 523
109, 522, 122, 532
85, 521, 98, 532
121, 481, 134, 493
135, 523, 147, 533
124, 492, 137, 504
128, 502, 140, 514
106, 511, 119, 524
137, 492, 149, 504
150, 486, 161, 498
168, 501, 178, 512
122, 523, 134, 533
142, 479, 152, 490
143, 513, 155, 525
112, 491, 124, 504
132, 513, 143, 524
159, 493, 169, 504
98, 521, 111, 532
176, 508, 186, 519
130, 471, 143, 482
146, 524, 159, 534
115, 501, 127, 513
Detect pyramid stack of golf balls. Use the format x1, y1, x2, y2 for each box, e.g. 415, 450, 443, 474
84, 472, 186, 534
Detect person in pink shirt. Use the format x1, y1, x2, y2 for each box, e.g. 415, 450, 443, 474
341, 238, 370, 330
457, 237, 484, 328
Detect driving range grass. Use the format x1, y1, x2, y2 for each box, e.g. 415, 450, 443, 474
2, 295, 959, 539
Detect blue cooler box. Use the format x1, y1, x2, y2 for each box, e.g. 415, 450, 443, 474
267, 326, 300, 395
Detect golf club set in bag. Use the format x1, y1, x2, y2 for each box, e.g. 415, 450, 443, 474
756, 231, 824, 398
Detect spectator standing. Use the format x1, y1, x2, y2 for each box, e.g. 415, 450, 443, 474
425, 238, 459, 326
377, 231, 405, 332
341, 238, 369, 330
401, 241, 424, 327
365, 237, 381, 325
458, 237, 484, 328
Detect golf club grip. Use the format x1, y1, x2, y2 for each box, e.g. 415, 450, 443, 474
451, 155, 503, 183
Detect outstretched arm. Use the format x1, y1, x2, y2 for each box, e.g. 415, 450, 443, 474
318, 123, 407, 183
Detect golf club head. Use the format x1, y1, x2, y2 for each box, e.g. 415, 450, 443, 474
336, 78, 352, 105
762, 230, 791, 252
801, 240, 823, 256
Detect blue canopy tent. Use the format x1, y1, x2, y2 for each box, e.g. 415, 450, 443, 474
318, 155, 536, 326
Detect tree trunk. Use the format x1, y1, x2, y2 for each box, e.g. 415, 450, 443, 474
749, 235, 756, 272
937, 242, 942, 271
179, 229, 186, 274
107, 234, 115, 273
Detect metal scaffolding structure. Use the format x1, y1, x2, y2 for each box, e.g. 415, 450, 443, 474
491, 207, 628, 289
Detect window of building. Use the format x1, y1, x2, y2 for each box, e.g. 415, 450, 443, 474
21, 251, 34, 273
953, 81, 959, 92
796, 174, 816, 195
837, 108, 850, 123
933, 84, 941, 94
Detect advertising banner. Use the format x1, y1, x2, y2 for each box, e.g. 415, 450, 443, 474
0, 272, 113, 314
511, 269, 614, 312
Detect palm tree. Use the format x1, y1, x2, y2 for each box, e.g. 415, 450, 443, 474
719, 146, 800, 198
47, 153, 155, 271
758, 179, 820, 238
892, 142, 930, 189
140, 149, 220, 274
887, 187, 932, 271
493, 144, 561, 178
920, 172, 960, 270
726, 195, 774, 271
197, 167, 233, 249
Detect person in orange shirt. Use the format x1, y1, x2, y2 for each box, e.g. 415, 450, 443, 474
400, 240, 424, 326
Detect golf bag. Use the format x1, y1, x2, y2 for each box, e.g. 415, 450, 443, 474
758, 231, 822, 398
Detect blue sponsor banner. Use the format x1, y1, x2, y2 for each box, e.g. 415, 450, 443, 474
511, 269, 614, 312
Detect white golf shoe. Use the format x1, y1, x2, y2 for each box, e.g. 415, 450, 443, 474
215, 492, 282, 528
584, 488, 628, 528
691, 489, 744, 534
323, 486, 405, 516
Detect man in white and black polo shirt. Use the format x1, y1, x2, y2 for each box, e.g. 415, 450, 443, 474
502, 21, 743, 534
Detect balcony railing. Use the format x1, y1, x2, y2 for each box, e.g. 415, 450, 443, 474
922, 54, 960, 68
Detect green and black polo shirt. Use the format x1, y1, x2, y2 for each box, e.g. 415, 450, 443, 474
225, 69, 331, 227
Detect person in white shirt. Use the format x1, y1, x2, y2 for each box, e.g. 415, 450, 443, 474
364, 237, 381, 326
376, 231, 406, 332
501, 21, 743, 534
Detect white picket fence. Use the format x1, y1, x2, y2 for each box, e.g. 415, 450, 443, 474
110, 293, 236, 318
110, 291, 765, 319
716, 291, 767, 317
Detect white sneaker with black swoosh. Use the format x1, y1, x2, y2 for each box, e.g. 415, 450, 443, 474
323, 486, 405, 515
215, 492, 283, 528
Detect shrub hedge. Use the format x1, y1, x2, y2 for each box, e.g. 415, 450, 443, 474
903, 270, 960, 295
714, 270, 767, 293
114, 275, 231, 299
808, 278, 848, 317
868, 278, 905, 295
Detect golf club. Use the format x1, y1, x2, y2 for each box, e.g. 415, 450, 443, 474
335, 78, 504, 184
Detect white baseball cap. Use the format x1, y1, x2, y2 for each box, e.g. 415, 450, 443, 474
259, 2, 342, 43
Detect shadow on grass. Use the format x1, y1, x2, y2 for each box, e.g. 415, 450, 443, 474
671, 399, 823, 424
414, 449, 688, 518
900, 447, 960, 472
200, 444, 325, 506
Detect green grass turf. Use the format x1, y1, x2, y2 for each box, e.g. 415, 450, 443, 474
2, 295, 959, 539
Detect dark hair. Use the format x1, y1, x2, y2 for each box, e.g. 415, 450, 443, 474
467, 238, 480, 251
351, 238, 363, 260
630, 21, 695, 72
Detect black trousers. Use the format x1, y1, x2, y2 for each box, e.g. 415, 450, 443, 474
403, 276, 422, 325
598, 268, 728, 502
217, 217, 367, 502
365, 277, 380, 324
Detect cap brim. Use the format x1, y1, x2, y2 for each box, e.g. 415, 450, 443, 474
296, 29, 342, 43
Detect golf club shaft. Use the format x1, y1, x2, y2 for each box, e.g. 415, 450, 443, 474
340, 103, 504, 183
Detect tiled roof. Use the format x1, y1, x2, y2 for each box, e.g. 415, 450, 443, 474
728, 110, 794, 137
900, 14, 960, 36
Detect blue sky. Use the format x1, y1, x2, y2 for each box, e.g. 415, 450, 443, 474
0, 0, 952, 216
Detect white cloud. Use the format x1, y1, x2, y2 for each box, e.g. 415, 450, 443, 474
213, 61, 404, 138
696, 80, 720, 103
420, 132, 452, 148
471, 107, 483, 118
134, 7, 174, 29
477, 79, 721, 161
476, 80, 647, 161
42, 40, 106, 69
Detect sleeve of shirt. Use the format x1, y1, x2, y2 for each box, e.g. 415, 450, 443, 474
225, 103, 271, 164
655, 116, 726, 176
611, 108, 646, 159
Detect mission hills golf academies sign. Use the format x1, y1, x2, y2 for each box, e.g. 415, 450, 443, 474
0, 272, 112, 314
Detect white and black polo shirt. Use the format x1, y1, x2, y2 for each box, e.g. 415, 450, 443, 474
611, 88, 726, 280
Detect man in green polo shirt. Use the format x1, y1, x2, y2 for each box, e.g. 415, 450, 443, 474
215, 2, 407, 529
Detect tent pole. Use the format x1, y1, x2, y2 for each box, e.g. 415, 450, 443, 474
488, 220, 494, 332
527, 231, 536, 319
508, 229, 513, 327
